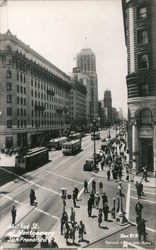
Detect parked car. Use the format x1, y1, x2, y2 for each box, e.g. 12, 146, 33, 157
83, 158, 99, 172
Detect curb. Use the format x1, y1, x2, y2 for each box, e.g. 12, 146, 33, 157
82, 222, 131, 248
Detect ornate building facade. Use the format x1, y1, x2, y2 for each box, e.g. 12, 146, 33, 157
122, 0, 156, 175
0, 31, 71, 148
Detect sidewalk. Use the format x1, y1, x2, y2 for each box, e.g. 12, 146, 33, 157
0, 203, 35, 240
51, 205, 131, 248
0, 153, 15, 167
94, 167, 156, 188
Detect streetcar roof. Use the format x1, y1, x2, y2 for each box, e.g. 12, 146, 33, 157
50, 137, 66, 142
63, 139, 80, 145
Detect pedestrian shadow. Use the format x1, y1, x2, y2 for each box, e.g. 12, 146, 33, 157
107, 219, 113, 222
91, 215, 97, 218
67, 242, 81, 247
74, 205, 80, 208
100, 226, 109, 230
78, 239, 90, 244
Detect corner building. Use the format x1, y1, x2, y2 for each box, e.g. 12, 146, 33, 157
0, 31, 71, 148
122, 0, 156, 175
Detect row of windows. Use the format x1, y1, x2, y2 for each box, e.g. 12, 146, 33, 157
17, 96, 26, 105
17, 72, 26, 83
31, 120, 64, 127
17, 85, 26, 94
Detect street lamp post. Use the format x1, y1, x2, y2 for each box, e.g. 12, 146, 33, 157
115, 182, 128, 226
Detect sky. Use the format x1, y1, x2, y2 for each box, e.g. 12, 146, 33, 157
0, 0, 128, 115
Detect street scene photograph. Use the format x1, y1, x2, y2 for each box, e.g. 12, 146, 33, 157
0, 0, 156, 249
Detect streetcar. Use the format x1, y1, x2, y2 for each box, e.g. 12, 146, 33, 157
15, 147, 49, 170
91, 131, 100, 140
62, 140, 81, 155
49, 137, 67, 150
69, 132, 81, 140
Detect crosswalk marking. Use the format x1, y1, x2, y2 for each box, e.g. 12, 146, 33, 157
0, 167, 61, 196
43, 169, 84, 185
130, 196, 156, 204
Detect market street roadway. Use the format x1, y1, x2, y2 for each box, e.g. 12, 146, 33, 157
0, 129, 155, 248
0, 129, 116, 246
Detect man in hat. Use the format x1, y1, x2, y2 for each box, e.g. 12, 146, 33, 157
50, 237, 58, 248
11, 205, 16, 226
103, 202, 109, 221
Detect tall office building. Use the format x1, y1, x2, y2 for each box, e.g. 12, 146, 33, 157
77, 48, 98, 118
122, 0, 156, 175
104, 90, 112, 123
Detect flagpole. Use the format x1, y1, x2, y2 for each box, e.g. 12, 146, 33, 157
6, 0, 8, 31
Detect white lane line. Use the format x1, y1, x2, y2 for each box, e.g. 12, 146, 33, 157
0, 193, 59, 221
0, 167, 61, 196
125, 182, 131, 220
130, 196, 156, 204
123, 241, 145, 249
0, 193, 22, 204
43, 169, 83, 185
146, 227, 156, 233
131, 188, 156, 195
35, 207, 59, 220
78, 177, 94, 199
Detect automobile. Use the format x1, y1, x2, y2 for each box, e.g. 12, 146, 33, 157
83, 158, 94, 171
83, 158, 99, 172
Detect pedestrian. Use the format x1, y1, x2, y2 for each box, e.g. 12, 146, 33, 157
135, 201, 143, 218
72, 189, 77, 207
84, 179, 88, 193
142, 167, 148, 182
137, 219, 147, 242
30, 189, 37, 206
70, 207, 75, 224
70, 222, 77, 244
11, 205, 16, 226
126, 168, 129, 182
61, 211, 68, 235
101, 160, 104, 171
103, 202, 109, 221
78, 220, 86, 242
139, 181, 144, 196
92, 179, 96, 193
99, 181, 103, 193
94, 192, 100, 209
107, 169, 111, 181
102, 193, 108, 206
98, 208, 103, 227
90, 191, 95, 208
135, 181, 142, 199
87, 197, 92, 217
50, 237, 58, 248
64, 221, 70, 244
40, 234, 49, 248
74, 186, 79, 201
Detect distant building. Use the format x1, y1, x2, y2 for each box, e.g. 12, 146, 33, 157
104, 90, 112, 123
0, 30, 71, 148
77, 48, 98, 118
122, 0, 156, 174
69, 77, 87, 130
72, 68, 91, 126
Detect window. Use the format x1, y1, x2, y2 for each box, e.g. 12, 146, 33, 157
21, 109, 23, 116
24, 109, 26, 116
7, 120, 12, 128
21, 120, 23, 127
24, 120, 26, 127
6, 82, 12, 91
20, 73, 23, 82
17, 108, 19, 116
140, 108, 152, 125
6, 70, 12, 78
17, 120, 20, 128
137, 7, 147, 20
137, 30, 148, 45
21, 97, 23, 105
7, 95, 12, 103
138, 54, 149, 69
140, 84, 149, 96
24, 87, 26, 94
17, 96, 19, 104
17, 72, 19, 81
7, 107, 12, 116
21, 86, 23, 93
17, 85, 19, 93
24, 99, 26, 105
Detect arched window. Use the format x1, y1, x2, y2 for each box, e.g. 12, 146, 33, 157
140, 108, 152, 125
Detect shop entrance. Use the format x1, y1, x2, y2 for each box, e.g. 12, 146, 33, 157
141, 138, 153, 171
